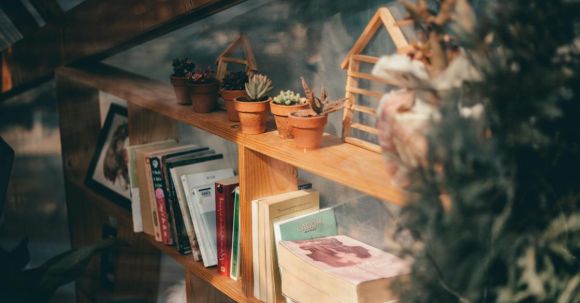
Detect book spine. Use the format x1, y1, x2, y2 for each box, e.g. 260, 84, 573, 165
150, 156, 173, 245
230, 188, 240, 280
215, 183, 230, 277
145, 157, 162, 241
167, 172, 192, 254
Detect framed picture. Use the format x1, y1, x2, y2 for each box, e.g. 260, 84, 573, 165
85, 104, 131, 209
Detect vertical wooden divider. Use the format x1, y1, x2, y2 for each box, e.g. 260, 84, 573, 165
237, 146, 298, 298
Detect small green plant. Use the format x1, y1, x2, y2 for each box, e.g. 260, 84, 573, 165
222, 71, 248, 90
186, 67, 216, 84
273, 90, 302, 105
243, 74, 273, 101
172, 57, 195, 77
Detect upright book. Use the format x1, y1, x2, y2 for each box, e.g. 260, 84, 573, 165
215, 176, 239, 277
230, 187, 241, 280
181, 168, 235, 267
253, 190, 320, 302
168, 153, 227, 261
278, 235, 411, 303
134, 141, 177, 237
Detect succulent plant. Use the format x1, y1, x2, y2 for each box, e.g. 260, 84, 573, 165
222, 71, 248, 90
186, 67, 216, 84
273, 90, 302, 105
172, 57, 195, 77
244, 74, 273, 101
295, 77, 347, 116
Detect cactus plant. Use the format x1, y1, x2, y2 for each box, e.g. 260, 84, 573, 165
273, 90, 302, 105
244, 74, 273, 101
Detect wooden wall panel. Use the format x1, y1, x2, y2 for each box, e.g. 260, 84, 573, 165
127, 102, 177, 145
237, 146, 297, 298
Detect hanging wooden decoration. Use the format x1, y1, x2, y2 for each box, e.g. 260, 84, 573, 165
215, 34, 257, 81
341, 7, 410, 153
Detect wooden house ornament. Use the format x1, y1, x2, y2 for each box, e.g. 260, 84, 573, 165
341, 7, 410, 153
215, 34, 257, 81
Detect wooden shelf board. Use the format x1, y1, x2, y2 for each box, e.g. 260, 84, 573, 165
66, 178, 252, 303
57, 63, 407, 205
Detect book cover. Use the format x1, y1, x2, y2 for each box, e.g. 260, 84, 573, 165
230, 187, 241, 280
169, 154, 226, 262
274, 208, 337, 244
181, 168, 234, 267
126, 140, 175, 233
215, 176, 239, 277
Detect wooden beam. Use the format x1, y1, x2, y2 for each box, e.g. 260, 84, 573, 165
28, 0, 63, 25
0, 1, 39, 36
1, 0, 246, 100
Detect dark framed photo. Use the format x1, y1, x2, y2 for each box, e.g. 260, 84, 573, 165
85, 104, 131, 209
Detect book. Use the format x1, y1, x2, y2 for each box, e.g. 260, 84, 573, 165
254, 190, 320, 303
145, 144, 202, 244
134, 142, 177, 237
162, 148, 212, 254
181, 168, 235, 267
215, 176, 239, 277
126, 140, 175, 233
230, 187, 241, 280
273, 207, 337, 245
168, 153, 226, 261
278, 235, 411, 303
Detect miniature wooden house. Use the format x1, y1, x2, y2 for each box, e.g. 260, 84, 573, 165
216, 34, 257, 81
341, 7, 410, 153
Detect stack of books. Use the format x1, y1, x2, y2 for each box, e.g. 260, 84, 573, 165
127, 140, 242, 279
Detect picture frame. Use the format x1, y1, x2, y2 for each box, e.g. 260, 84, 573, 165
85, 104, 131, 209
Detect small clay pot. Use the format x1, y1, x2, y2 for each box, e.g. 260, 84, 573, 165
221, 89, 246, 122
189, 81, 219, 113
170, 76, 190, 105
288, 113, 328, 149
234, 97, 271, 134
270, 101, 309, 139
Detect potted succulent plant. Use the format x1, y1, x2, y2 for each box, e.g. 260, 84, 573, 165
220, 71, 249, 122
186, 67, 219, 113
289, 78, 346, 149
270, 90, 309, 139
234, 74, 273, 134
170, 57, 195, 105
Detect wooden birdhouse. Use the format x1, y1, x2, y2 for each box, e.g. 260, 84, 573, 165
215, 34, 257, 81
341, 7, 410, 153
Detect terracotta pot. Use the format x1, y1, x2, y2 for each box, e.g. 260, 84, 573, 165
234, 97, 271, 134
270, 101, 309, 139
221, 89, 246, 122
288, 113, 328, 150
170, 76, 190, 105
189, 81, 219, 113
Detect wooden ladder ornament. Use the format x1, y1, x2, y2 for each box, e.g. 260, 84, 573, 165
341, 7, 410, 153
215, 34, 257, 81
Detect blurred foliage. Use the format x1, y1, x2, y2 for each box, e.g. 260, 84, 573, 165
396, 0, 580, 302
0, 238, 117, 303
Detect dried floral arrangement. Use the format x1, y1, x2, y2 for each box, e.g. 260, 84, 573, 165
376, 1, 580, 303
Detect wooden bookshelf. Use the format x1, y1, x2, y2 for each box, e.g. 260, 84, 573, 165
57, 63, 407, 205
56, 62, 406, 303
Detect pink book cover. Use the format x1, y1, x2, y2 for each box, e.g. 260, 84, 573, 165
279, 235, 411, 285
